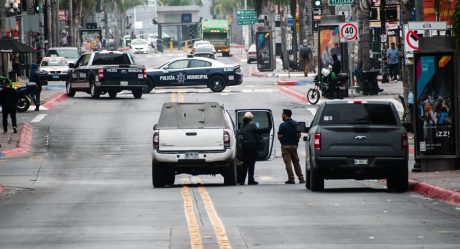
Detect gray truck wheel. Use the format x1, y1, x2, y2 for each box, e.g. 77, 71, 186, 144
66, 80, 75, 97
152, 161, 166, 188
305, 168, 311, 190
223, 161, 237, 185
133, 89, 143, 99
310, 168, 324, 192
108, 91, 117, 98
387, 170, 408, 192
142, 79, 154, 93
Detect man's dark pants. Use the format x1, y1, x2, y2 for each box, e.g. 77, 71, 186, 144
239, 145, 257, 184
30, 85, 42, 109
388, 63, 398, 80
2, 108, 17, 132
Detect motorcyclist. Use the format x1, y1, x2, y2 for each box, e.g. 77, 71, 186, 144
28, 60, 41, 111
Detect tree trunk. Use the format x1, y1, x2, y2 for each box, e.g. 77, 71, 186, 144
358, 0, 372, 71
69, 0, 74, 46
299, 0, 306, 43
46, 0, 52, 48
290, 0, 298, 68
279, 4, 288, 70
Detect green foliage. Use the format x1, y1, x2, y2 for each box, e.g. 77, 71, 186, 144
454, 0, 460, 51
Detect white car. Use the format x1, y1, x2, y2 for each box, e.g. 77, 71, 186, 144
39, 57, 69, 81
247, 44, 257, 63
191, 40, 216, 54
151, 102, 275, 187
130, 39, 150, 54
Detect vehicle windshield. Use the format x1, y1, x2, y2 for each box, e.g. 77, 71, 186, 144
194, 41, 210, 47
131, 39, 148, 45
47, 49, 79, 58
158, 103, 227, 129
202, 33, 226, 42
319, 103, 398, 125
92, 53, 131, 65
41, 59, 68, 67
195, 45, 214, 53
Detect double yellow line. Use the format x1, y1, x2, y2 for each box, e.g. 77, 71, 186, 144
171, 92, 185, 102
181, 178, 232, 249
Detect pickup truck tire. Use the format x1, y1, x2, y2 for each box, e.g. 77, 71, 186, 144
143, 79, 154, 93
90, 81, 101, 99
223, 161, 237, 185
305, 168, 311, 190
208, 75, 226, 92
152, 161, 166, 188
310, 168, 324, 192
108, 91, 117, 98
66, 80, 75, 97
132, 89, 143, 99
387, 170, 409, 192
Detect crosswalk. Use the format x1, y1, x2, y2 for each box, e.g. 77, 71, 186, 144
152, 85, 280, 94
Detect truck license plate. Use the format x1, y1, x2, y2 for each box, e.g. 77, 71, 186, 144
354, 159, 368, 165
52, 74, 59, 79
120, 81, 128, 86
185, 152, 199, 159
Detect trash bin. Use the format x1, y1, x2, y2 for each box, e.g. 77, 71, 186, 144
360, 70, 380, 95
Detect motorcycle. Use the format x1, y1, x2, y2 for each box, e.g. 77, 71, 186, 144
2, 71, 49, 112
306, 68, 348, 105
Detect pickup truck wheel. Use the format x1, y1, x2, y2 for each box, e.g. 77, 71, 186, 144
108, 91, 117, 98
223, 161, 237, 185
305, 169, 311, 190
152, 162, 166, 188
142, 79, 154, 93
387, 170, 409, 192
208, 75, 226, 92
310, 168, 324, 192
66, 80, 75, 97
90, 81, 100, 99
132, 89, 143, 99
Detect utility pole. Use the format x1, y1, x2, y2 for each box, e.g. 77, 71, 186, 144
69, 0, 73, 46
46, 0, 51, 48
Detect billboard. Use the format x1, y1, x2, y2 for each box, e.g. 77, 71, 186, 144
415, 53, 456, 156
256, 31, 274, 71
318, 26, 341, 71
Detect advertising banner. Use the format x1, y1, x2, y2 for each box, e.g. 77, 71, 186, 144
256, 31, 274, 71
415, 53, 456, 156
318, 26, 341, 71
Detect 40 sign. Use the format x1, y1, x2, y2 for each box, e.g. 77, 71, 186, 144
339, 22, 359, 41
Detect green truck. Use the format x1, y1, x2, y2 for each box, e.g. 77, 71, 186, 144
200, 19, 231, 56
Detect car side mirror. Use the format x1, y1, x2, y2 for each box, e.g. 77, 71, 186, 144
297, 121, 309, 133
153, 124, 158, 130
303, 136, 309, 142
68, 63, 75, 68
163, 66, 169, 70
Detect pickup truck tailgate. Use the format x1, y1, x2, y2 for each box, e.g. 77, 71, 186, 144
159, 129, 224, 151
102, 65, 144, 81
319, 126, 404, 157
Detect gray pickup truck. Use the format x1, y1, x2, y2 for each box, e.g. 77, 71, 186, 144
304, 100, 409, 192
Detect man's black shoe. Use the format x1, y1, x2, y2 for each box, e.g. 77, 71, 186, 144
299, 179, 306, 184
13, 127, 17, 133
378, 88, 384, 92
285, 180, 295, 184
248, 181, 258, 185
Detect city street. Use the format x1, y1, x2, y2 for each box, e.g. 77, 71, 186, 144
0, 52, 460, 249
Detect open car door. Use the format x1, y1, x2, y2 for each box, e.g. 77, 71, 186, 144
235, 109, 275, 160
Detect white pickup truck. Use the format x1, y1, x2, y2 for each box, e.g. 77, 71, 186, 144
152, 102, 275, 187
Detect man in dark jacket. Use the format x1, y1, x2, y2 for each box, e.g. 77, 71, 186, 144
278, 109, 305, 184
29, 60, 42, 111
238, 112, 262, 185
0, 82, 18, 133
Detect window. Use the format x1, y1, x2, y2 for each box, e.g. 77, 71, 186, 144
168, 60, 189, 69
189, 59, 211, 68
80, 54, 91, 66
319, 104, 397, 125
92, 53, 131, 65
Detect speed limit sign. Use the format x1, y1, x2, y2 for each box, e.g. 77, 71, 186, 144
339, 22, 359, 42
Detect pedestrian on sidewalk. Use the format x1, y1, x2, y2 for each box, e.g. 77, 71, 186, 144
28, 59, 42, 111
386, 42, 399, 81
299, 39, 313, 77
278, 109, 305, 184
0, 81, 18, 133
237, 112, 264, 185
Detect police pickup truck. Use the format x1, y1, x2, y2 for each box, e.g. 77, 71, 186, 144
66, 51, 147, 98
304, 100, 409, 192
151, 102, 275, 187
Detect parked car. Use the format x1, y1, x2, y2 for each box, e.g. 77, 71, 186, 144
247, 44, 257, 63
303, 100, 409, 192
39, 57, 69, 81
130, 39, 150, 54
151, 102, 275, 187
45, 47, 80, 64
193, 44, 216, 60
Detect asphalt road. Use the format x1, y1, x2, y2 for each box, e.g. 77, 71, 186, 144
0, 52, 459, 249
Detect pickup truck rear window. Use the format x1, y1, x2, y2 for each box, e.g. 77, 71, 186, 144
320, 103, 397, 125
92, 53, 131, 65
158, 102, 227, 129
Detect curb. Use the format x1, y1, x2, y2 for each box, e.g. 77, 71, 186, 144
279, 87, 307, 103
0, 122, 33, 158
42, 92, 68, 110
276, 80, 299, 86
409, 179, 460, 206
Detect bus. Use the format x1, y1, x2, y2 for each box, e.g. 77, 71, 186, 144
200, 19, 231, 56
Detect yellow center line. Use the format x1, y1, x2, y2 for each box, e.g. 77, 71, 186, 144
179, 92, 185, 103
197, 181, 233, 249
171, 92, 177, 102
181, 179, 203, 249
171, 92, 184, 102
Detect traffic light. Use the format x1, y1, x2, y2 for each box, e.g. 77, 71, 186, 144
313, 0, 322, 10
33, 0, 40, 14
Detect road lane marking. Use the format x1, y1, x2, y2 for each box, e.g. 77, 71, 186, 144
181, 183, 204, 249
179, 92, 184, 102
171, 92, 177, 102
197, 182, 232, 249
31, 114, 47, 123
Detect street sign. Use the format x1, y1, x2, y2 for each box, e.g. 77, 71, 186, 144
287, 17, 293, 26
237, 9, 257, 25
339, 22, 359, 41
408, 21, 447, 30
335, 4, 352, 20
255, 22, 264, 31
328, 0, 354, 5
403, 24, 423, 65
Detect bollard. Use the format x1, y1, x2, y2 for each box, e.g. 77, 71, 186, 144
184, 41, 188, 53
169, 40, 173, 53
